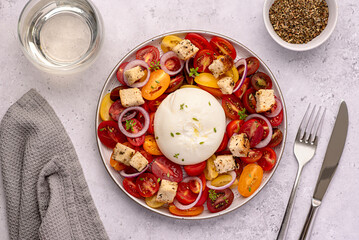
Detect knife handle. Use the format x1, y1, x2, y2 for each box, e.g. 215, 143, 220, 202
299, 198, 322, 240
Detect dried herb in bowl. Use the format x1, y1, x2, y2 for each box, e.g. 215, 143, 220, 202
269, 0, 329, 44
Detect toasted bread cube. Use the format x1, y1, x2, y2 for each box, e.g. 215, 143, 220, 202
129, 151, 149, 172
113, 143, 136, 166
255, 89, 275, 113
124, 66, 145, 85
208, 55, 234, 78
214, 155, 236, 174
156, 179, 178, 203
120, 88, 145, 107
229, 133, 250, 157
217, 77, 235, 94
172, 39, 199, 60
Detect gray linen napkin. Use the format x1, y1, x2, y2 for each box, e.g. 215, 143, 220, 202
0, 89, 109, 240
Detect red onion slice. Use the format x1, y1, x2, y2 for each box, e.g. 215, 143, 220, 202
173, 177, 202, 210
264, 98, 282, 118
185, 57, 193, 75
160, 51, 184, 76
119, 164, 149, 178
121, 111, 137, 122
206, 171, 236, 190
245, 114, 273, 148
123, 60, 151, 88
233, 58, 248, 92
118, 107, 149, 138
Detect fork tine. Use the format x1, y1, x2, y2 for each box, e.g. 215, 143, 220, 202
306, 106, 322, 142
302, 105, 317, 141
296, 104, 311, 141
311, 108, 326, 144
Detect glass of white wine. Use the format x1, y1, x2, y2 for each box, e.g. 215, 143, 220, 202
18, 0, 103, 74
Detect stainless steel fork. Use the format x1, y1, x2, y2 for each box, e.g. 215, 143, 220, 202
276, 104, 326, 240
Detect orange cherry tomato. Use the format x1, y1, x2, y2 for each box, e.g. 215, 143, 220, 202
143, 135, 163, 155
168, 204, 204, 217
110, 153, 126, 171
238, 164, 263, 197
141, 69, 170, 100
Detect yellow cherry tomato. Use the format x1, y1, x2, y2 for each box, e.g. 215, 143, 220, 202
143, 135, 163, 155
194, 73, 219, 88
100, 93, 114, 121
145, 195, 165, 208
161, 35, 183, 53
180, 84, 201, 89
211, 174, 233, 187
204, 155, 219, 180
142, 70, 170, 100
224, 66, 239, 83
238, 164, 263, 197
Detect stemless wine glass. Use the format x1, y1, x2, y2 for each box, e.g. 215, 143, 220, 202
18, 0, 103, 74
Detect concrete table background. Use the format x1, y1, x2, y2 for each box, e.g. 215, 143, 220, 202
0, 0, 358, 239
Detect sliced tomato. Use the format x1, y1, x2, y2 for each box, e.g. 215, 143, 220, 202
237, 57, 260, 77
234, 77, 250, 99
258, 147, 277, 171
239, 119, 264, 147
267, 128, 283, 148
240, 149, 263, 164
136, 46, 160, 66
135, 173, 160, 198
97, 121, 126, 148
151, 156, 183, 182
138, 148, 153, 163
207, 188, 234, 213
268, 110, 283, 127
197, 84, 224, 98
165, 74, 184, 93
216, 133, 229, 152
254, 117, 270, 140
143, 135, 162, 155
193, 49, 216, 73
168, 204, 204, 216
116, 62, 128, 85
194, 73, 219, 88
185, 33, 212, 50
122, 118, 145, 147
226, 119, 244, 138
242, 88, 257, 114
195, 187, 209, 207
110, 86, 127, 101
142, 69, 171, 100
164, 56, 182, 72
221, 94, 245, 120
123, 178, 142, 198
176, 181, 198, 205
184, 161, 206, 176
210, 36, 237, 60
161, 35, 183, 53
251, 72, 273, 90
147, 112, 155, 134
109, 100, 125, 121
238, 164, 263, 197
147, 94, 168, 112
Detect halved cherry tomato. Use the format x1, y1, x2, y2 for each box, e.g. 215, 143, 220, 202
142, 69, 171, 100
136, 46, 160, 66
135, 173, 160, 198
100, 93, 114, 121
161, 35, 182, 53
234, 77, 250, 99
97, 121, 126, 148
195, 187, 209, 206
221, 94, 245, 120
268, 110, 283, 127
145, 195, 165, 208
224, 66, 239, 83
216, 133, 228, 152
151, 156, 183, 182
267, 128, 283, 148
147, 112, 155, 134
226, 119, 244, 138
189, 179, 201, 194
238, 164, 263, 197
110, 153, 126, 171
237, 57, 260, 77
194, 73, 219, 88
176, 182, 198, 205
165, 74, 184, 93
254, 117, 270, 140
184, 161, 206, 176
258, 147, 277, 171
116, 62, 128, 85
239, 119, 264, 147
197, 84, 224, 98
109, 100, 125, 121
110, 85, 127, 101
138, 148, 153, 163
207, 188, 234, 213
122, 118, 145, 146
240, 149, 263, 164
143, 135, 162, 155
148, 94, 168, 112
164, 56, 182, 72
251, 72, 273, 90
242, 88, 257, 114
185, 33, 212, 50
210, 36, 237, 60
123, 178, 141, 198
168, 204, 204, 217
193, 49, 216, 73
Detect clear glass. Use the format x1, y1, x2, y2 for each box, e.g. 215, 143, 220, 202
18, 0, 103, 74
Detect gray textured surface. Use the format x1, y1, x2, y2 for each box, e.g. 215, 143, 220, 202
0, 0, 358, 239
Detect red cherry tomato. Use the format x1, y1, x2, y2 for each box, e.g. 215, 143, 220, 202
110, 86, 127, 101
207, 188, 234, 213
258, 147, 277, 171
242, 88, 257, 114
164, 56, 182, 72
239, 119, 264, 147
237, 57, 260, 77
123, 178, 141, 198
268, 110, 284, 127
109, 100, 125, 121
135, 173, 160, 198
151, 156, 183, 182
176, 181, 198, 205
234, 77, 250, 99
184, 161, 206, 176
193, 49, 217, 73
254, 117, 270, 140
216, 133, 229, 152
147, 94, 168, 112
97, 121, 126, 148
122, 118, 145, 147
136, 46, 160, 66
222, 94, 245, 120
197, 84, 224, 98
165, 74, 184, 93
116, 62, 128, 85
147, 112, 155, 134
185, 33, 212, 50
226, 119, 244, 138
210, 36, 237, 60
240, 149, 263, 164
195, 187, 209, 207
138, 148, 153, 163
267, 128, 284, 148
251, 72, 273, 90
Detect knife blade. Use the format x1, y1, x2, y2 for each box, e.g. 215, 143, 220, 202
299, 101, 349, 240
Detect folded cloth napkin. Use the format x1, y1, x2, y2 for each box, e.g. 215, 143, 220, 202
0, 89, 109, 240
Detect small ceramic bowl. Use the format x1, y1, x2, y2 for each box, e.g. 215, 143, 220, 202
263, 0, 338, 51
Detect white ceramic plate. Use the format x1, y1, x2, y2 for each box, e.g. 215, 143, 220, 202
96, 30, 287, 220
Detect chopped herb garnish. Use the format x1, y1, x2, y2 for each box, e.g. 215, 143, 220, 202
192, 117, 199, 121
208, 101, 211, 106
180, 103, 185, 110
167, 172, 170, 178
238, 108, 248, 120
209, 189, 219, 202
157, 178, 161, 183
249, 173, 252, 178
173, 153, 179, 158
170, 132, 174, 137
155, 80, 160, 84
155, 136, 159, 140
151, 86, 155, 89
108, 128, 113, 133
189, 67, 200, 77
176, 132, 181, 135
248, 187, 252, 192
185, 105, 188, 108
182, 159, 184, 162
99, 128, 106, 131
125, 120, 136, 132
140, 178, 144, 181
214, 128, 217, 133
149, 61, 160, 71
200, 142, 204, 145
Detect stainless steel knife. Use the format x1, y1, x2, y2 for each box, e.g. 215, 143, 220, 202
299, 101, 349, 240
